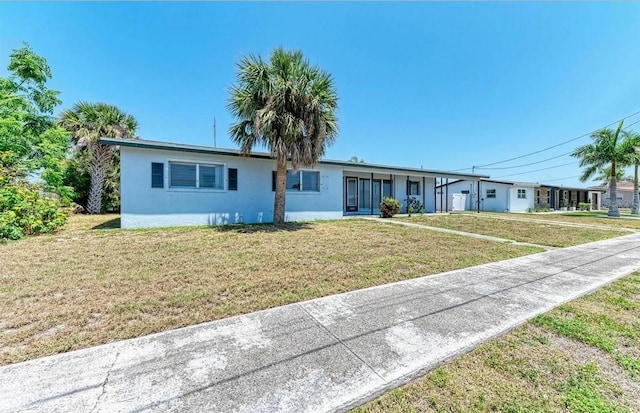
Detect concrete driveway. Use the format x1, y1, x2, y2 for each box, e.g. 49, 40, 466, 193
2, 233, 640, 413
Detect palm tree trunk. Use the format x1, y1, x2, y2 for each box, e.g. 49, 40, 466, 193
87, 145, 112, 214
273, 156, 287, 225
632, 163, 639, 215
608, 162, 620, 218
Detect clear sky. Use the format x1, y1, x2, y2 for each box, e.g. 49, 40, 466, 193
1, 2, 639, 187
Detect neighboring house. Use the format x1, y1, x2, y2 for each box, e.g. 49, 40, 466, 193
436, 179, 535, 213
590, 181, 636, 208
102, 138, 488, 228
534, 185, 604, 210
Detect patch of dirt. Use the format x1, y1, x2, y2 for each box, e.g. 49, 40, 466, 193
531, 325, 640, 410
34, 324, 67, 340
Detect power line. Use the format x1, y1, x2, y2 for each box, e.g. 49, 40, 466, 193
538, 175, 581, 183
476, 151, 571, 170
494, 161, 576, 178
450, 113, 640, 173
476, 109, 640, 168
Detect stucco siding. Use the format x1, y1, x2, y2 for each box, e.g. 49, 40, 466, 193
120, 147, 343, 228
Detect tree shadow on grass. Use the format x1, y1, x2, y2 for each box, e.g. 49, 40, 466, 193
211, 222, 313, 234
91, 218, 121, 230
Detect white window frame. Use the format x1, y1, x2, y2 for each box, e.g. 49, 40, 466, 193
486, 189, 496, 199
285, 170, 320, 193
168, 159, 226, 191
517, 188, 527, 199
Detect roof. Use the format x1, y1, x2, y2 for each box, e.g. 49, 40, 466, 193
101, 137, 490, 180
539, 183, 605, 192
436, 178, 537, 188
589, 181, 635, 191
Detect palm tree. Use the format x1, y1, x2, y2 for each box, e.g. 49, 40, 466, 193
592, 165, 624, 186
228, 48, 338, 225
623, 131, 640, 214
58, 102, 137, 214
572, 121, 628, 217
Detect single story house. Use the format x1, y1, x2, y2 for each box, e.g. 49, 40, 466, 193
590, 181, 636, 209
534, 185, 604, 210
102, 138, 488, 228
435, 179, 536, 213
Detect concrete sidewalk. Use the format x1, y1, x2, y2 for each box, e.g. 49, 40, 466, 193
3, 234, 640, 413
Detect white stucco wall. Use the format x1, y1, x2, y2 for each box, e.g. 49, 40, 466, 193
120, 147, 343, 228
507, 186, 535, 213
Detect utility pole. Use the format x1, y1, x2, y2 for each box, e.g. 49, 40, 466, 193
213, 117, 217, 147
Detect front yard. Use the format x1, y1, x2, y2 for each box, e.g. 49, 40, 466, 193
0, 214, 541, 365
397, 214, 628, 247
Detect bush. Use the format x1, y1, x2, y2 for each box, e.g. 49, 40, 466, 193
0, 183, 68, 240
380, 196, 401, 218
405, 197, 425, 216
527, 206, 551, 213
578, 202, 591, 211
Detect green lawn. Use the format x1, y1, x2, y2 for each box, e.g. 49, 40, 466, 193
397, 214, 628, 247
0, 214, 541, 365
353, 272, 640, 413
478, 210, 640, 231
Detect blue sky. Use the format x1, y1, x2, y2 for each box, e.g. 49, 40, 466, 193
1, 2, 639, 187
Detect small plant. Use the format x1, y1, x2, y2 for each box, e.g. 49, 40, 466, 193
380, 196, 401, 218
578, 202, 591, 211
405, 196, 425, 216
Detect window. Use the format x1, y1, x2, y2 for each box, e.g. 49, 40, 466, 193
302, 171, 319, 191
517, 189, 527, 199
272, 170, 320, 192
169, 162, 223, 189
408, 181, 420, 196
228, 168, 238, 191
486, 189, 496, 199
286, 170, 300, 190
461, 190, 470, 194
151, 162, 164, 188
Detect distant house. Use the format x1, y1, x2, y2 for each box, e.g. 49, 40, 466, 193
102, 138, 488, 228
534, 185, 604, 210
590, 181, 637, 209
436, 179, 536, 213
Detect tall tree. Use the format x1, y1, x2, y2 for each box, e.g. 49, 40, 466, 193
58, 102, 137, 214
0, 43, 70, 193
228, 48, 338, 225
572, 121, 629, 217
623, 131, 640, 215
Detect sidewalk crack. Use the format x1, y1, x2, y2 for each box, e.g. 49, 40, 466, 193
90, 349, 120, 413
298, 304, 386, 383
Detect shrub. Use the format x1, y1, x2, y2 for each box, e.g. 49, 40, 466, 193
0, 183, 68, 240
380, 196, 401, 218
578, 202, 591, 211
528, 206, 550, 213
405, 197, 425, 216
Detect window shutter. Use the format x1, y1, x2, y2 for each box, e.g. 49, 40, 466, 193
151, 163, 164, 188
228, 168, 238, 191
272, 171, 276, 191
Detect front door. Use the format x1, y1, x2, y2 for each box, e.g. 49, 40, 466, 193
346, 177, 358, 212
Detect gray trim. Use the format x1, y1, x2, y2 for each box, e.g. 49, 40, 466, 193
101, 137, 489, 180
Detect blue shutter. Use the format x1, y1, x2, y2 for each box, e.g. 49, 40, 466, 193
151, 163, 164, 188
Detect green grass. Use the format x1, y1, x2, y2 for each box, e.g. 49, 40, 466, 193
0, 214, 541, 365
353, 272, 640, 412
481, 211, 640, 231
397, 214, 627, 247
